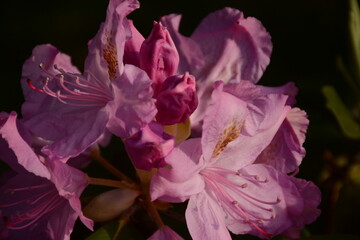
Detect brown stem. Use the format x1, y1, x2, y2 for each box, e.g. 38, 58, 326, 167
91, 148, 134, 184
88, 176, 139, 191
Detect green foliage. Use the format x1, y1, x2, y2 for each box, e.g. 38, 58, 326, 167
322, 85, 360, 139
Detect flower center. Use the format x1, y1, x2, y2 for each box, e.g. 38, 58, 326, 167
200, 166, 281, 238
27, 64, 113, 107
0, 182, 66, 230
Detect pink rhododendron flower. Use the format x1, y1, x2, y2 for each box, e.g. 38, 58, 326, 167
0, 112, 93, 240
150, 82, 320, 239
21, 0, 156, 160
222, 80, 308, 174
139, 21, 180, 96
124, 121, 175, 170
148, 226, 184, 240
155, 73, 198, 125
160, 8, 272, 133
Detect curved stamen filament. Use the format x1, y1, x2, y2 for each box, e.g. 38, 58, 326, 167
27, 63, 113, 107
201, 167, 279, 238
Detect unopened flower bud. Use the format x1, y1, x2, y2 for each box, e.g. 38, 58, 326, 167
139, 21, 180, 95
83, 188, 139, 222
155, 73, 198, 125
124, 121, 175, 170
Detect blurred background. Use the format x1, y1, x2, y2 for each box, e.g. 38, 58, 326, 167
1, 0, 360, 239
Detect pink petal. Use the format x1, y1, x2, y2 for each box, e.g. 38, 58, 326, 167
225, 164, 304, 238
281, 177, 321, 238
185, 192, 232, 240
160, 14, 205, 74
209, 82, 290, 170
85, 0, 140, 81
148, 226, 184, 240
106, 64, 157, 138
201, 82, 249, 164
158, 138, 204, 182
21, 44, 80, 120
223, 80, 298, 106
124, 121, 175, 170
124, 19, 145, 67
31, 108, 109, 160
150, 173, 205, 203
255, 108, 309, 173
47, 159, 93, 230
191, 7, 272, 84
0, 112, 51, 179
155, 73, 198, 125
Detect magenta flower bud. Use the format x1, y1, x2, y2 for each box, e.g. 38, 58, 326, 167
155, 73, 198, 125
124, 121, 175, 170
139, 21, 180, 95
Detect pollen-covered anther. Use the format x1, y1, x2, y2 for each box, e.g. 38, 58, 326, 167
212, 119, 244, 157
103, 34, 119, 80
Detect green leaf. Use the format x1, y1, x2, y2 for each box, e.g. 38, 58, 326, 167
348, 0, 360, 83
322, 85, 360, 139
86, 221, 119, 240
86, 220, 146, 240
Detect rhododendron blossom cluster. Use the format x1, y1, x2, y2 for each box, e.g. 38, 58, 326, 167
0, 0, 321, 239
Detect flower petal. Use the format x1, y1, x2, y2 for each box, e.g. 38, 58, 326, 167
0, 112, 50, 179
185, 192, 232, 240
148, 226, 184, 240
150, 173, 205, 203
191, 7, 272, 84
85, 0, 140, 81
158, 138, 203, 182
255, 108, 309, 173
160, 14, 205, 74
225, 164, 304, 238
205, 82, 290, 170
31, 108, 109, 160
106, 64, 157, 138
21, 44, 80, 120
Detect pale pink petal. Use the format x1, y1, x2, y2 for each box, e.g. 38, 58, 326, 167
0, 112, 51, 179
158, 138, 203, 182
106, 64, 157, 138
281, 177, 321, 238
124, 121, 175, 170
124, 19, 145, 67
207, 82, 290, 170
185, 192, 232, 240
29, 108, 109, 160
150, 173, 205, 203
160, 14, 205, 74
85, 0, 140, 81
148, 226, 184, 240
201, 82, 249, 164
224, 164, 304, 238
47, 159, 93, 230
21, 44, 80, 120
201, 82, 290, 170
223, 80, 298, 106
255, 108, 309, 173
191, 7, 272, 84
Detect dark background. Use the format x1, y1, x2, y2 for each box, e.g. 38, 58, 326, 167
1, 0, 359, 239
